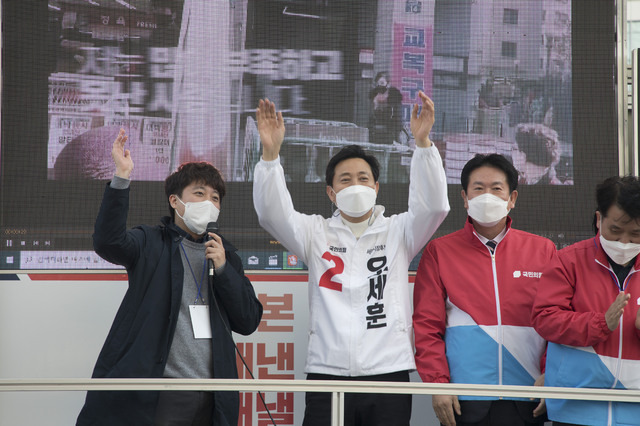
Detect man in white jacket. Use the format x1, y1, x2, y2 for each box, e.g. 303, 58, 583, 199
253, 92, 449, 426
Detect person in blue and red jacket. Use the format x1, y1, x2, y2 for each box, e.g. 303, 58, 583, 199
414, 154, 556, 426
532, 176, 640, 426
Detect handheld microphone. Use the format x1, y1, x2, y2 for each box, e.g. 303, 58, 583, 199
206, 222, 219, 277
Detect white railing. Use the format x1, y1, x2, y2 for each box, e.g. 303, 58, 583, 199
2, 378, 639, 426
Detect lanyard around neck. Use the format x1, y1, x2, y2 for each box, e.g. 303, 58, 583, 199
180, 241, 207, 304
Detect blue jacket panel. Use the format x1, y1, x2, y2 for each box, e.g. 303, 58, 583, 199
545, 343, 640, 426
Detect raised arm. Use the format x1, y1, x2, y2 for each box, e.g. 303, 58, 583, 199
256, 99, 285, 161
93, 128, 142, 269
410, 91, 435, 148
112, 128, 133, 179
253, 99, 315, 261
401, 92, 449, 256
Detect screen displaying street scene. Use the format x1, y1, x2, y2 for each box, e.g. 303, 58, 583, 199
46, 0, 572, 185
3, 0, 617, 272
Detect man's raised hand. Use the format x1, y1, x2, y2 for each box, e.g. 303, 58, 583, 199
112, 128, 133, 179
256, 99, 285, 161
410, 91, 435, 148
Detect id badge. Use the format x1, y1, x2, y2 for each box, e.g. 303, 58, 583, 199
189, 305, 212, 339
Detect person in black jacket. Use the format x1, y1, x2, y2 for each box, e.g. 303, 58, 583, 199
77, 128, 263, 426
368, 71, 405, 146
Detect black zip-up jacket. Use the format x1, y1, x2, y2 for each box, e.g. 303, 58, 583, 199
76, 183, 263, 426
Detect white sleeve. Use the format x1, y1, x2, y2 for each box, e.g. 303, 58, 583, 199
252, 157, 317, 264
402, 145, 450, 259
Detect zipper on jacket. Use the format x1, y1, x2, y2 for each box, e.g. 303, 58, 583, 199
474, 230, 505, 389
612, 325, 623, 390
595, 260, 638, 391
612, 269, 638, 390
610, 271, 629, 390
490, 249, 503, 388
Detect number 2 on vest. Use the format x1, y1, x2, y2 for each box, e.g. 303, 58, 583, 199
319, 252, 344, 291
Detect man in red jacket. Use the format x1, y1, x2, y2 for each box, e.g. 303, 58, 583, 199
531, 176, 640, 426
413, 154, 556, 426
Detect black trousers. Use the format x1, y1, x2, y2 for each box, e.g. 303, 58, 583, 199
302, 370, 412, 426
153, 391, 214, 426
451, 400, 547, 426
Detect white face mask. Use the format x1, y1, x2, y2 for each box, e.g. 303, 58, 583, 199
334, 185, 377, 217
599, 234, 640, 266
467, 193, 510, 227
175, 197, 220, 235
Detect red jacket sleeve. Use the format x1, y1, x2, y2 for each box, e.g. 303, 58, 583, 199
531, 251, 611, 347
413, 242, 450, 383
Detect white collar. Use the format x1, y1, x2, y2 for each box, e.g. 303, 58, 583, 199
475, 226, 507, 246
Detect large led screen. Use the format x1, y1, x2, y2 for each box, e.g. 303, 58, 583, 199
1, 0, 619, 271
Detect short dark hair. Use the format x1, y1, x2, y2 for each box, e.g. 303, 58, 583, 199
325, 145, 380, 187
460, 154, 519, 193
164, 162, 226, 219
593, 175, 640, 233
374, 71, 390, 84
